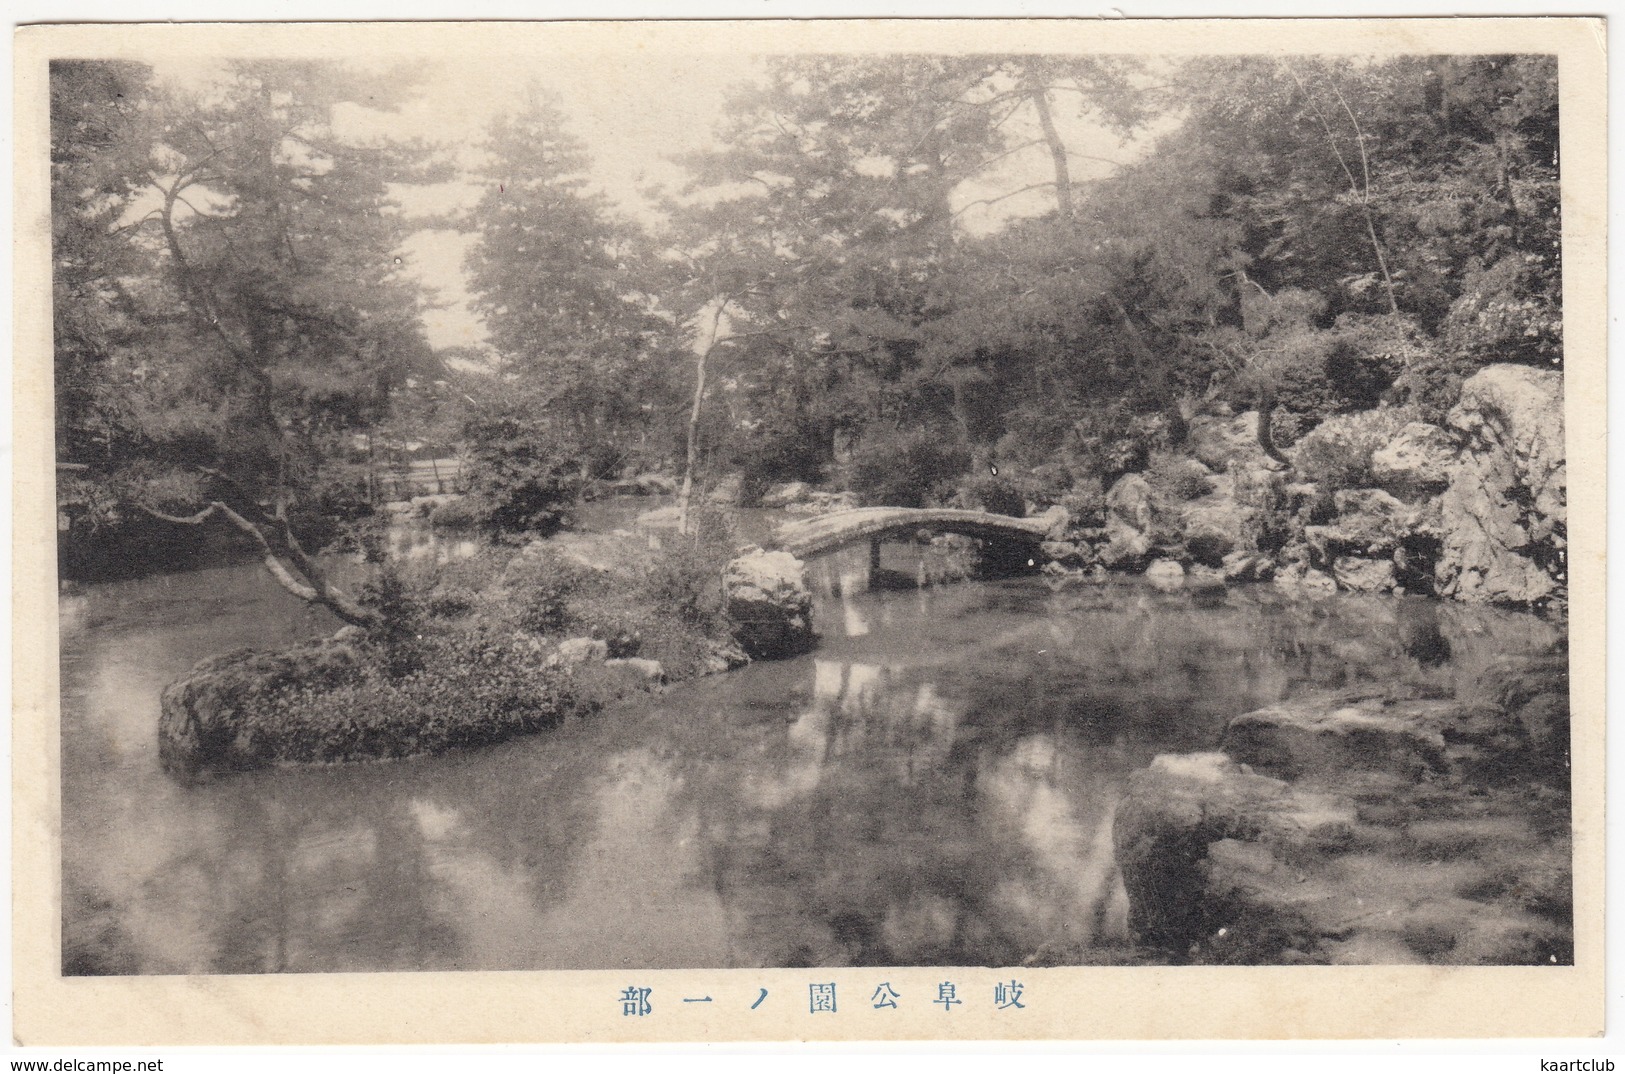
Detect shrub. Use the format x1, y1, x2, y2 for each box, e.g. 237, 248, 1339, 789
460, 412, 582, 537
617, 518, 739, 678
849, 426, 970, 508
501, 548, 610, 636
1145, 452, 1214, 502
248, 625, 596, 765
185, 512, 751, 771
1058, 477, 1107, 531
721, 416, 832, 506
465, 514, 741, 680
1062, 406, 1172, 485
357, 564, 428, 677
1001, 461, 1073, 511
1291, 407, 1416, 494
954, 471, 1027, 516
428, 495, 482, 531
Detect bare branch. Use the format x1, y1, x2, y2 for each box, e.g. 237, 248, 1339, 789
951, 181, 1057, 219
136, 503, 219, 526
959, 138, 1048, 180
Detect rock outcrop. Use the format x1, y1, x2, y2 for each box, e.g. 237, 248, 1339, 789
1372, 422, 1457, 498
1178, 472, 1251, 567
1302, 487, 1441, 594
1031, 365, 1568, 606
1113, 681, 1572, 965
1101, 473, 1155, 568
1187, 411, 1276, 474
1436, 365, 1566, 605
724, 548, 817, 660
159, 633, 367, 777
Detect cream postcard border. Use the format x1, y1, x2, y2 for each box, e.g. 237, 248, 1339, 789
11, 16, 1607, 1045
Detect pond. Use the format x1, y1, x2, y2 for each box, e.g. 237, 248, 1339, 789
59, 532, 1565, 974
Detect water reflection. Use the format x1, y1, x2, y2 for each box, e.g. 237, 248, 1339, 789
61, 553, 1565, 974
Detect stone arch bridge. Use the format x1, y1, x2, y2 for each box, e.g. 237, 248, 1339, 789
769, 505, 1067, 563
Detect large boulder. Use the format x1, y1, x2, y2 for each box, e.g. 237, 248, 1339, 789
1272, 561, 1336, 598
1436, 365, 1566, 605
1372, 422, 1458, 499
1301, 487, 1442, 593
159, 633, 366, 778
706, 473, 745, 506
1332, 555, 1397, 593
1144, 558, 1185, 590
1101, 473, 1155, 568
724, 548, 816, 660
1187, 411, 1275, 474
1305, 488, 1429, 561
1221, 550, 1275, 584
1178, 472, 1251, 567
759, 481, 813, 508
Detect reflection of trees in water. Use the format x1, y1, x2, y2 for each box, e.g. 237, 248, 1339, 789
101, 736, 617, 974
64, 744, 614, 974
161, 778, 462, 973
67, 570, 1570, 975
1028, 584, 1567, 760
665, 657, 1125, 967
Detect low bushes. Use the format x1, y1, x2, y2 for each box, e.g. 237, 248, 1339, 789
1145, 452, 1215, 502
162, 513, 749, 776
953, 471, 1027, 517
245, 628, 597, 766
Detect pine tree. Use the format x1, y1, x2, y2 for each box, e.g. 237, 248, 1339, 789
53, 59, 443, 620
459, 87, 664, 531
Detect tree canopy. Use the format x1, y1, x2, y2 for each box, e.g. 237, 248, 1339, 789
54, 52, 1562, 561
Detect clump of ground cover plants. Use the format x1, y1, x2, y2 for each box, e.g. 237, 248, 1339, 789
159, 517, 745, 775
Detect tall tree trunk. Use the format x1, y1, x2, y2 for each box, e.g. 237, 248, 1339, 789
678, 300, 730, 536
677, 354, 703, 537
1028, 77, 1074, 220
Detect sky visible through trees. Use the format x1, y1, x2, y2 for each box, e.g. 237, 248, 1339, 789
54, 49, 1561, 567
150, 52, 1144, 349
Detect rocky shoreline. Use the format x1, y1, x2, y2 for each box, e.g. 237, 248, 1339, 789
1113, 650, 1570, 965
1040, 364, 1566, 613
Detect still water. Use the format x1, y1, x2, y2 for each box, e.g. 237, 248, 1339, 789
60, 539, 1564, 974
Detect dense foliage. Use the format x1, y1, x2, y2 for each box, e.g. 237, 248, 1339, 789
55, 53, 1561, 560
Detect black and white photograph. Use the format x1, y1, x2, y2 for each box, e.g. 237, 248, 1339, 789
17, 15, 1605, 1046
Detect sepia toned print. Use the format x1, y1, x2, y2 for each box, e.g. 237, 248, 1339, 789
15, 17, 1604, 1045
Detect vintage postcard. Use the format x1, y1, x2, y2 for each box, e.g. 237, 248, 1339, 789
12, 16, 1606, 1045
